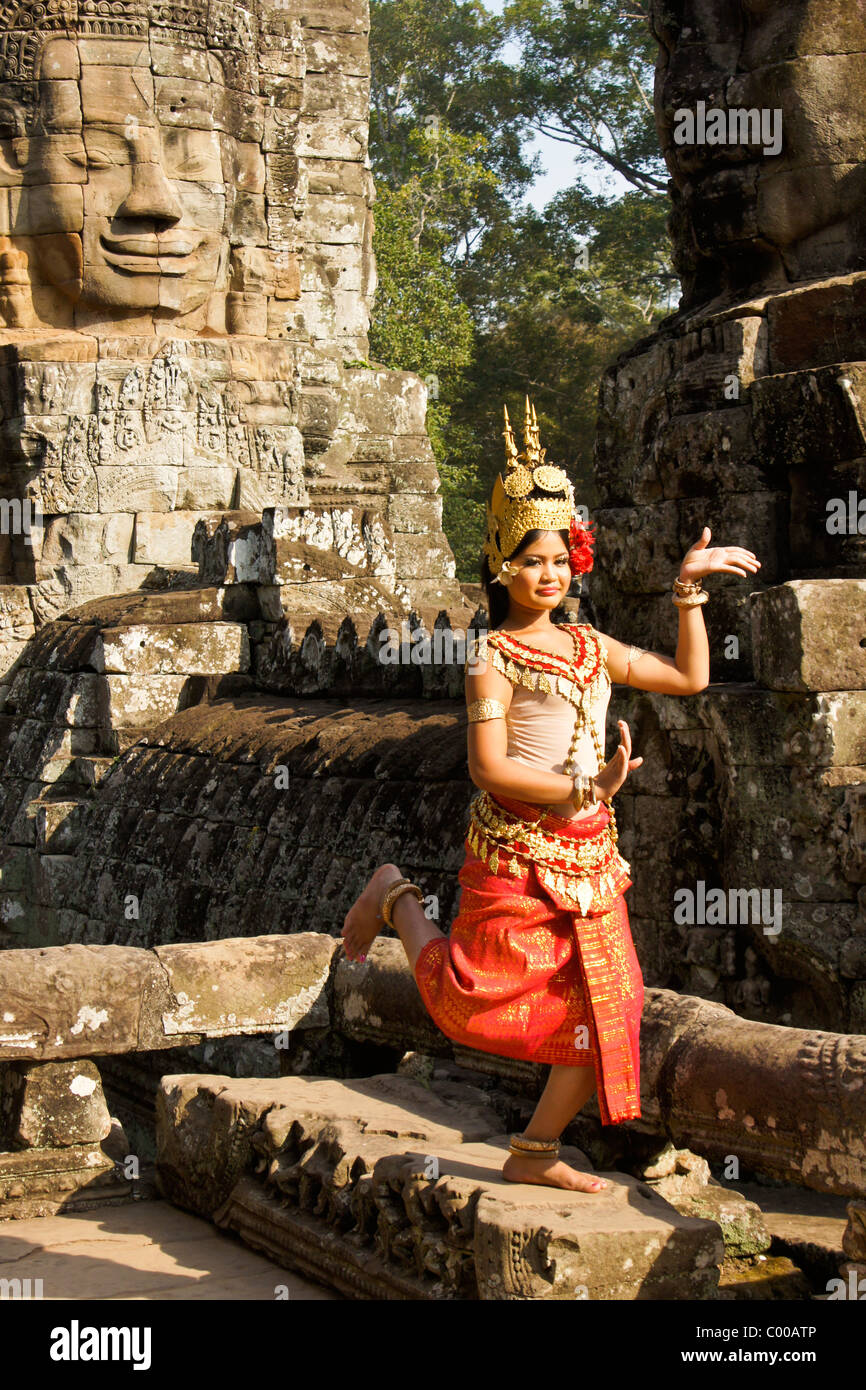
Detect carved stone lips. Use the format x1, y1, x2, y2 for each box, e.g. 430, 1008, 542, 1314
100, 233, 200, 273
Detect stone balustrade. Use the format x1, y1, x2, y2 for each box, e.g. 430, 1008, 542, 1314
1, 936, 864, 1200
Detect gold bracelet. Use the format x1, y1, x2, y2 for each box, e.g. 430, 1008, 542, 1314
672, 576, 702, 595
380, 879, 424, 928
467, 698, 507, 723
571, 773, 599, 810
672, 591, 709, 607
571, 774, 588, 811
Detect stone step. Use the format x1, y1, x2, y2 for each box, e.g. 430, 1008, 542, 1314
74, 754, 119, 788
156, 1072, 726, 1301
93, 622, 250, 677
734, 1180, 851, 1288
32, 799, 88, 853
0, 1145, 132, 1221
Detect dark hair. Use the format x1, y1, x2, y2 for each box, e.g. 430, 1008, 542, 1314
481, 527, 571, 629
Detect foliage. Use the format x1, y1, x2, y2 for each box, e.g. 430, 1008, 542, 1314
367, 0, 679, 580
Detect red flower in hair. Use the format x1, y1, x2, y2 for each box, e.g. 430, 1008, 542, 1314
568, 515, 595, 576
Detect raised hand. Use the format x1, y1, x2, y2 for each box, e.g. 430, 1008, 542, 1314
594, 720, 642, 802
678, 526, 762, 584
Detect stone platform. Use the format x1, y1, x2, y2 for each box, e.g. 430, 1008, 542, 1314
156, 1071, 727, 1301
0, 1200, 339, 1301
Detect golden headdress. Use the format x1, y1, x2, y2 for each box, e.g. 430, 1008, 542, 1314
483, 397, 580, 581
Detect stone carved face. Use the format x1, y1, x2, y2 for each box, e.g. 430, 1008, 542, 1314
0, 30, 259, 326
651, 0, 866, 308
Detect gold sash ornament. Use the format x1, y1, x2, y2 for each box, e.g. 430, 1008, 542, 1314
466, 790, 631, 917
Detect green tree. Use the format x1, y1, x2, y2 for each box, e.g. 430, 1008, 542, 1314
368, 184, 475, 418
505, 0, 666, 196
367, 0, 678, 580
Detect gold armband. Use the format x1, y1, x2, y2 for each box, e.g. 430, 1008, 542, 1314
467, 698, 507, 723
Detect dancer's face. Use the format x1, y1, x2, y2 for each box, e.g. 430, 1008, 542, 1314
506, 531, 572, 615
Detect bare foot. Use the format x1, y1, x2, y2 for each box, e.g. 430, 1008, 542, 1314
502, 1152, 608, 1192
341, 862, 404, 962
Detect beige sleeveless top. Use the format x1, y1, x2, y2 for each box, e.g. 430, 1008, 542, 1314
473, 624, 612, 820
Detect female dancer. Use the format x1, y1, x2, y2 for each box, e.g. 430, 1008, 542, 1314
342, 399, 761, 1194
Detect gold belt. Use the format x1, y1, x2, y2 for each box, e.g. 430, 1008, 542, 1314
467, 791, 627, 876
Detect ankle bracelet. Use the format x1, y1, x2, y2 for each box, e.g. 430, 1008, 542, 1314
380, 878, 424, 929
509, 1133, 561, 1159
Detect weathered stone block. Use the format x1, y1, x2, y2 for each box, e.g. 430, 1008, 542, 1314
262, 505, 396, 584
96, 674, 189, 730
0, 1060, 111, 1149
174, 467, 237, 510
94, 622, 249, 677
0, 1142, 125, 1220
394, 532, 457, 581
0, 943, 160, 1059
752, 580, 866, 690
386, 493, 443, 534
191, 512, 263, 584
0, 585, 37, 637
4, 671, 99, 728
697, 687, 866, 768
156, 1071, 724, 1300
663, 1185, 772, 1257
41, 513, 134, 567
31, 567, 176, 625
132, 513, 201, 567
153, 934, 337, 1037
34, 800, 87, 853
95, 468, 178, 515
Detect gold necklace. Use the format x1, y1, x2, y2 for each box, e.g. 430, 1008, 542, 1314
554, 632, 618, 846
492, 625, 619, 847
496, 624, 578, 665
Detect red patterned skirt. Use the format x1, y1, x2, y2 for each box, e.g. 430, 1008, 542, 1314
413, 793, 644, 1125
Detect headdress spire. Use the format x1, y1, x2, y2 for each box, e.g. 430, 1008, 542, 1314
484, 395, 593, 583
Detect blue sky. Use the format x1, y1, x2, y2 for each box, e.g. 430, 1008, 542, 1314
482, 0, 632, 210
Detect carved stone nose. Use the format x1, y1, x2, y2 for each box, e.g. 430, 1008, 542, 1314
116, 160, 182, 223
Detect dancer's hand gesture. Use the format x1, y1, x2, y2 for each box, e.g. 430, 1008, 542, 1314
678, 526, 761, 583
594, 720, 642, 802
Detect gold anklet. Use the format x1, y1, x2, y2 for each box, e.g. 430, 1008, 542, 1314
509, 1134, 561, 1159
380, 878, 424, 929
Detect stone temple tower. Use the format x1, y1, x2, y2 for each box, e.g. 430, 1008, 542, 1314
0, 0, 463, 682
589, 0, 866, 1035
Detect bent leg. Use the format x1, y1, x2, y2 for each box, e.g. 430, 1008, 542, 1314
341, 862, 445, 972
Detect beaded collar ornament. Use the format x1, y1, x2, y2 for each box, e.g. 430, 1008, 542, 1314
484, 396, 596, 583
